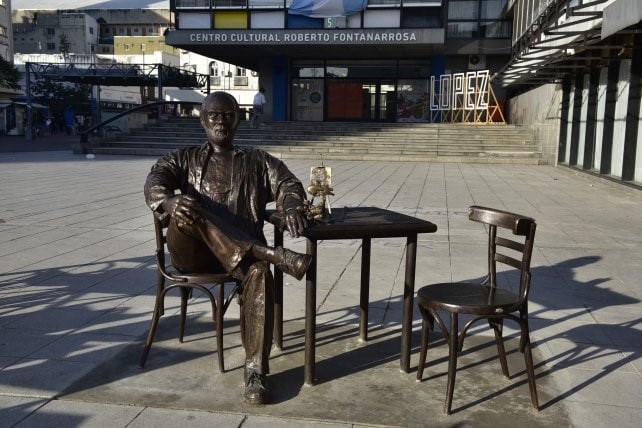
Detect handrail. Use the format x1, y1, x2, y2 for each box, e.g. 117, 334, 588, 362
79, 100, 201, 146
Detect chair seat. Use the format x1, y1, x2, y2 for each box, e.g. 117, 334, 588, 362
417, 283, 520, 315
167, 269, 235, 284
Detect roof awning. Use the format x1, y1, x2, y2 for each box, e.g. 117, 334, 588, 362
13, 102, 49, 109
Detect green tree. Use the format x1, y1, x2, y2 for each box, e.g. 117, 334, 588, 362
30, 79, 91, 119
59, 33, 71, 57
0, 56, 20, 89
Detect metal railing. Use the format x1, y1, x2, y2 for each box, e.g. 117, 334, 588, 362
78, 100, 201, 152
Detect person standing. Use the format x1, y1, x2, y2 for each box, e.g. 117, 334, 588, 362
144, 91, 311, 405
251, 87, 266, 129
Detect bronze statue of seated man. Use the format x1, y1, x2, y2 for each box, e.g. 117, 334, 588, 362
144, 91, 311, 405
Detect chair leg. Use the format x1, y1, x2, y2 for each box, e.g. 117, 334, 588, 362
523, 337, 540, 410
139, 289, 165, 368
216, 282, 225, 372
178, 286, 190, 343
416, 305, 433, 381
444, 313, 459, 415
488, 317, 510, 378
157, 274, 165, 316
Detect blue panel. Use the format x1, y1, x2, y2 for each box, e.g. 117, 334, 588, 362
431, 54, 445, 77
272, 55, 289, 122
287, 13, 324, 29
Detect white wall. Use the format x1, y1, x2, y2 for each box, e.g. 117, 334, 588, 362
507, 83, 561, 165
565, 85, 574, 163
251, 11, 285, 28
594, 67, 609, 170
636, 92, 642, 182
179, 13, 211, 29
577, 74, 589, 165
611, 59, 631, 178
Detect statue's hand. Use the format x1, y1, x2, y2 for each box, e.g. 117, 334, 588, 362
165, 195, 202, 231
285, 208, 308, 238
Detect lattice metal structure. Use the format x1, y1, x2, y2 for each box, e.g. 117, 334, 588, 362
495, 0, 619, 88
23, 62, 209, 139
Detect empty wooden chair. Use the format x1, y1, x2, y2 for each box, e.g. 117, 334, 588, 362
416, 205, 538, 414
139, 215, 240, 372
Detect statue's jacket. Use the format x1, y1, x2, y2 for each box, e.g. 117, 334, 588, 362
144, 142, 306, 245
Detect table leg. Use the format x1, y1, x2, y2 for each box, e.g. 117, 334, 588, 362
359, 238, 371, 342
273, 224, 283, 350
305, 238, 317, 386
401, 234, 418, 373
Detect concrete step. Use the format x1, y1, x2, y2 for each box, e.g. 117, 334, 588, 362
89, 120, 542, 164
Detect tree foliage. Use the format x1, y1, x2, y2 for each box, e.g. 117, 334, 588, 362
30, 79, 91, 116
59, 33, 71, 57
0, 56, 20, 89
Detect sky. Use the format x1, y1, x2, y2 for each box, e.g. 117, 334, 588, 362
12, 0, 169, 9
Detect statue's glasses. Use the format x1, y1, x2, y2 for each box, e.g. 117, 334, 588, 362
205, 111, 236, 121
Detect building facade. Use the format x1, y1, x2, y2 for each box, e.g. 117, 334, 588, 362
1, 0, 21, 135
11, 7, 259, 111
501, 0, 642, 186
165, 0, 512, 123
13, 10, 98, 55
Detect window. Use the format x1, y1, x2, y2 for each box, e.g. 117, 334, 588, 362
447, 0, 510, 39
175, 0, 211, 7
47, 28, 55, 35
209, 61, 218, 76
237, 67, 247, 77
401, 7, 442, 28
0, 26, 6, 37
292, 60, 324, 78
89, 27, 94, 35
124, 44, 130, 51
47, 42, 55, 50
249, 0, 283, 8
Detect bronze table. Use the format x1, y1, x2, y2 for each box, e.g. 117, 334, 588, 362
267, 206, 438, 385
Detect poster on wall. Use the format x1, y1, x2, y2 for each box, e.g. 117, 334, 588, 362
397, 80, 430, 122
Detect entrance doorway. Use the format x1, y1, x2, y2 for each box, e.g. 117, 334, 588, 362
326, 80, 397, 122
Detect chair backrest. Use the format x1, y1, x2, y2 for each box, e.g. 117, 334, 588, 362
468, 205, 537, 303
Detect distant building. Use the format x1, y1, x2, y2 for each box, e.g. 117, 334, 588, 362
13, 10, 98, 55
1, 0, 22, 135
11, 7, 258, 110
0, 0, 12, 61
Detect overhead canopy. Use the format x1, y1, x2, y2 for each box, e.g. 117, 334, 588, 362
495, 0, 637, 89
25, 62, 208, 88
13, 101, 49, 109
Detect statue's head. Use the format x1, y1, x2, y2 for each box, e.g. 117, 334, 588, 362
200, 91, 240, 150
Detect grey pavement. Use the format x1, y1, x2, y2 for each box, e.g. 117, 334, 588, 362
0, 148, 641, 427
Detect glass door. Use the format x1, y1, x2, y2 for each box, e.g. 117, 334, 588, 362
362, 81, 397, 122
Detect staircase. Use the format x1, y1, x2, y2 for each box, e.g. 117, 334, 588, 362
89, 118, 544, 164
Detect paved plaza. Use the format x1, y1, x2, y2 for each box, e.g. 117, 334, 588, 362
0, 146, 641, 427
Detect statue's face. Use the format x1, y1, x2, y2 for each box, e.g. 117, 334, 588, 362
201, 94, 239, 149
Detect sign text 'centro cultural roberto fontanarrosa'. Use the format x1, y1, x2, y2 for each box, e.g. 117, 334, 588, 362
168, 28, 443, 45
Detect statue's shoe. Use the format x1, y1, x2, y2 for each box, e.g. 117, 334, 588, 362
275, 247, 312, 280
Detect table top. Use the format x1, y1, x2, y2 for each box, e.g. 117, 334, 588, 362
267, 206, 437, 240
